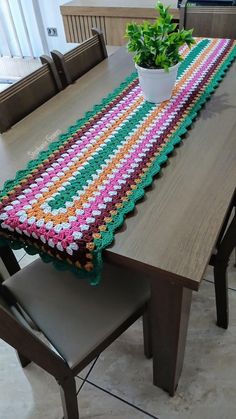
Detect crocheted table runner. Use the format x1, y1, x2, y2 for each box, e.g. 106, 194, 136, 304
0, 38, 236, 284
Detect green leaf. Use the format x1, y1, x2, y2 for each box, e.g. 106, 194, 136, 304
125, 2, 195, 70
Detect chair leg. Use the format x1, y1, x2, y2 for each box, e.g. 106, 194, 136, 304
16, 351, 31, 368
142, 305, 152, 359
60, 376, 79, 419
213, 213, 236, 329
234, 206, 236, 267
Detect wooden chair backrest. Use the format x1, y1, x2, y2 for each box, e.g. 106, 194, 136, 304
51, 28, 108, 88
0, 283, 68, 381
0, 57, 62, 133
179, 1, 236, 39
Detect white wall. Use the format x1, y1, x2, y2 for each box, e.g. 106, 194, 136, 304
0, 0, 76, 58
38, 0, 77, 54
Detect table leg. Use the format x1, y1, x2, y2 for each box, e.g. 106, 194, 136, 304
150, 279, 192, 396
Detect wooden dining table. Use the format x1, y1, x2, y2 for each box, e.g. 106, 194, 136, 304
0, 46, 236, 396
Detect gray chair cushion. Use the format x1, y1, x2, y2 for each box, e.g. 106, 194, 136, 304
3, 260, 150, 369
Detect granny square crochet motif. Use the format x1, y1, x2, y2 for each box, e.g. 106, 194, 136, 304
0, 38, 236, 284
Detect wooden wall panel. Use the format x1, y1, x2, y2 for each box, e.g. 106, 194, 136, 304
63, 15, 159, 45
60, 2, 179, 45
180, 6, 236, 39
105, 17, 155, 46
63, 15, 107, 43
62, 15, 71, 42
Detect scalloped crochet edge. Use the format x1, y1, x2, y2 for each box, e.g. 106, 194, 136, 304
0, 41, 235, 284
92, 42, 236, 280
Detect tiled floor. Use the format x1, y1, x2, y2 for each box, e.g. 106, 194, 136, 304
0, 254, 235, 418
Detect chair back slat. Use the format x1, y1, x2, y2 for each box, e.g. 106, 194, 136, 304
51, 28, 107, 89
0, 58, 62, 133
179, 1, 236, 39
0, 286, 68, 380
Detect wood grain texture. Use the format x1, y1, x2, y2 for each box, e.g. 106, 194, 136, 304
105, 16, 154, 46
61, 0, 179, 18
0, 61, 61, 133
180, 4, 236, 39
150, 279, 192, 395
61, 0, 179, 44
63, 15, 106, 43
0, 47, 236, 291
51, 30, 107, 88
62, 15, 71, 42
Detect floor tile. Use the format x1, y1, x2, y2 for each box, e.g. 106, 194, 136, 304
0, 339, 149, 419
1, 268, 236, 418
204, 256, 236, 291
0, 341, 62, 419
19, 253, 40, 268
13, 248, 26, 262
78, 358, 99, 380
87, 280, 236, 419
78, 381, 149, 419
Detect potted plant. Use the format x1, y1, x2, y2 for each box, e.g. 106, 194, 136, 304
125, 2, 195, 103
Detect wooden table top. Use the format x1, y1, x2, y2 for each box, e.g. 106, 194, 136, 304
1, 47, 236, 290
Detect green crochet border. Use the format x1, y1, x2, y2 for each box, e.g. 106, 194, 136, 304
93, 42, 236, 282
1, 41, 236, 284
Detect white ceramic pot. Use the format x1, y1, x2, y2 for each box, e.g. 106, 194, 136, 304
135, 62, 180, 104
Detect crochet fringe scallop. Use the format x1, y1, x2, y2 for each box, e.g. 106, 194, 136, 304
0, 38, 236, 284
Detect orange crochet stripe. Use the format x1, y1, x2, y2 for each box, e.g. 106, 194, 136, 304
27, 39, 218, 224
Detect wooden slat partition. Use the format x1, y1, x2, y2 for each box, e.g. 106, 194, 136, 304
63, 14, 106, 43
179, 2, 236, 39
60, 0, 179, 46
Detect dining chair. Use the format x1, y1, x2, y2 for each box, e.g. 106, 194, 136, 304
0, 257, 151, 419
209, 194, 236, 330
179, 0, 236, 39
0, 56, 62, 133
51, 28, 108, 89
